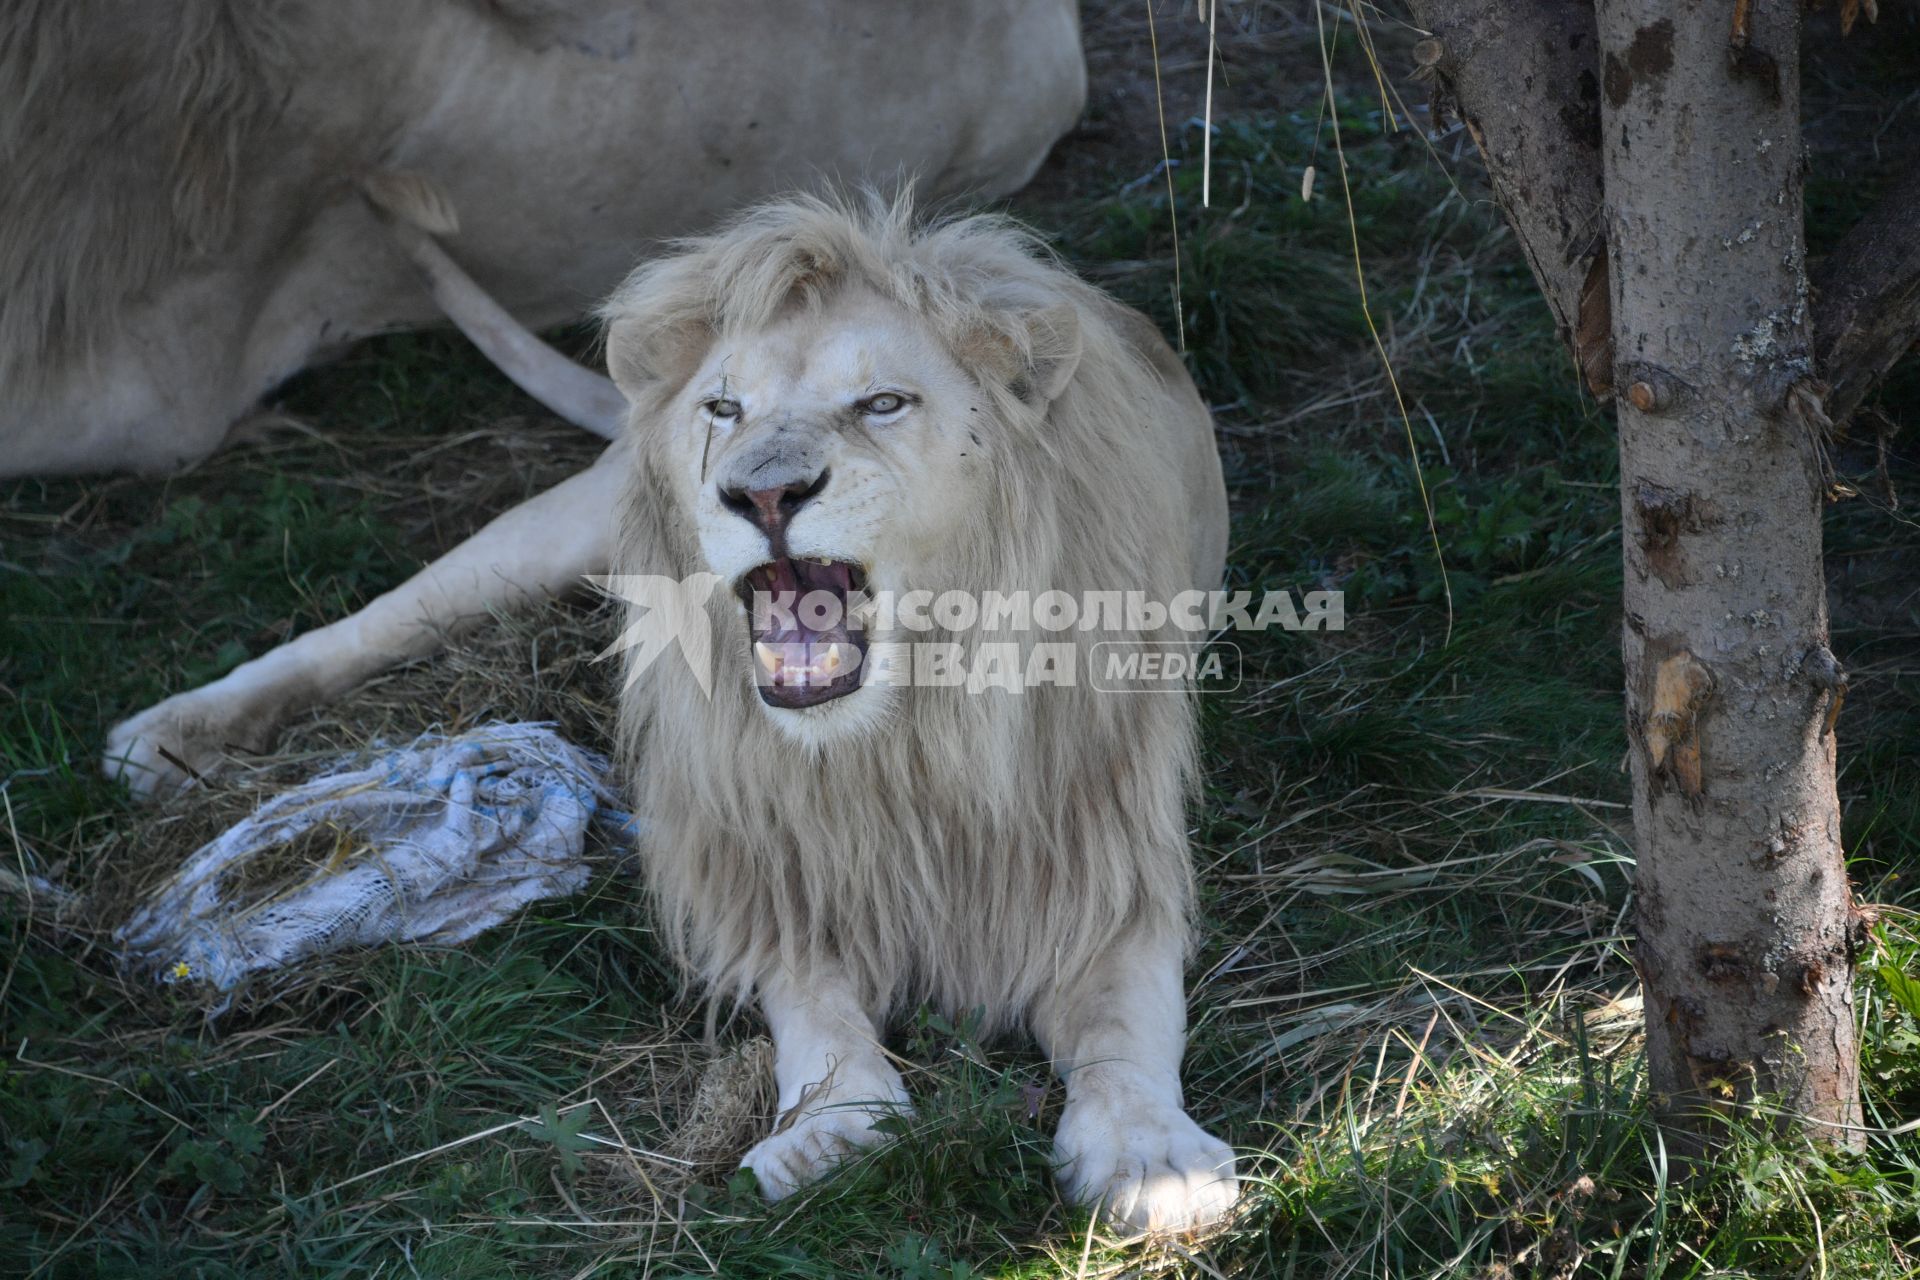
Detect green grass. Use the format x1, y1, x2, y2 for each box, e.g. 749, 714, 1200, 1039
4, 20, 1920, 1280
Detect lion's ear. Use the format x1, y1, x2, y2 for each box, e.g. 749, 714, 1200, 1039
604, 314, 714, 397
964, 303, 1083, 406
1023, 304, 1083, 404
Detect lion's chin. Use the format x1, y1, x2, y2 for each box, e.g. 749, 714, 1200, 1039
754, 678, 895, 747
754, 667, 862, 710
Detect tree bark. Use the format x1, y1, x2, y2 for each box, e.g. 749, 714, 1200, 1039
1596, 0, 1862, 1148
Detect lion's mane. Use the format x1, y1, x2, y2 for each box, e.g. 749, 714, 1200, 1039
603, 194, 1211, 1028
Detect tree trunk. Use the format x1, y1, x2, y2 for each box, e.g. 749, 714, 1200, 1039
1596, 0, 1862, 1148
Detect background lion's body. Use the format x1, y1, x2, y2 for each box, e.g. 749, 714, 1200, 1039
0, 0, 1084, 476
607, 200, 1228, 1023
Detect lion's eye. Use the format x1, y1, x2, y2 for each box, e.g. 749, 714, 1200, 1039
858, 392, 909, 417
703, 397, 743, 421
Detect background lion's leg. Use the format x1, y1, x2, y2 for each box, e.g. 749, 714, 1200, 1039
741, 965, 909, 1200
1032, 926, 1239, 1233
102, 443, 625, 799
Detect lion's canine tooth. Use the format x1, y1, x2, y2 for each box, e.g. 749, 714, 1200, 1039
823, 643, 843, 674
754, 642, 780, 676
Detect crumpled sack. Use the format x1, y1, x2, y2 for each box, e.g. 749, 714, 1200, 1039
117, 723, 627, 997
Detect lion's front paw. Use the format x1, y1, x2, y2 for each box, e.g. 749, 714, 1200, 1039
741, 1096, 908, 1200
103, 683, 275, 801
1054, 1095, 1238, 1233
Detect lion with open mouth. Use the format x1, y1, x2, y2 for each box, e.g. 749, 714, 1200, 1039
601, 194, 1236, 1231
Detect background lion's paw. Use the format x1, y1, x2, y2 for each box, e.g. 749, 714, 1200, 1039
104, 670, 291, 801
1054, 1096, 1239, 1233
103, 697, 235, 800
740, 1100, 905, 1200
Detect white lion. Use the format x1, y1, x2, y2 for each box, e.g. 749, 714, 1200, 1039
601, 195, 1237, 1231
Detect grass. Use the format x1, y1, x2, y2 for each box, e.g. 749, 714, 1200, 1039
4, 6, 1920, 1277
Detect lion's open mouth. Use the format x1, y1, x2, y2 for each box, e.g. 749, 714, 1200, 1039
738, 557, 870, 709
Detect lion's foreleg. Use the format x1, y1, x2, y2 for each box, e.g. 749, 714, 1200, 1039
103, 443, 625, 799
1032, 926, 1239, 1233
741, 965, 909, 1199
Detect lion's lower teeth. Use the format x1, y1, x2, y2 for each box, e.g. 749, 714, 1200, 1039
753, 639, 855, 691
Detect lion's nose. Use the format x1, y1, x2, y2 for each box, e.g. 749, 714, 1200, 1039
719, 468, 831, 540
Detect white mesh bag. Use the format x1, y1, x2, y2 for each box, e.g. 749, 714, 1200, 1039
117, 723, 623, 996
